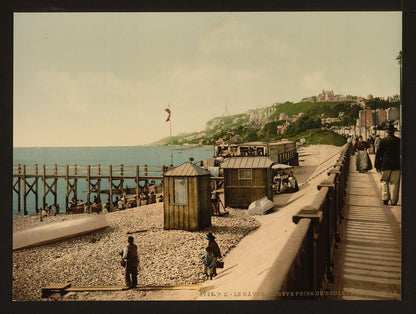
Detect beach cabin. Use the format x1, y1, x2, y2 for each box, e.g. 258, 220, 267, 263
163, 162, 211, 231
221, 156, 274, 209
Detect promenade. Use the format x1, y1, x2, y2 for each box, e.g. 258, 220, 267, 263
196, 151, 402, 301
327, 154, 402, 300
196, 146, 343, 300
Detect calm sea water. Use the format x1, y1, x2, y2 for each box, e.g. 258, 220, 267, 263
12, 145, 215, 219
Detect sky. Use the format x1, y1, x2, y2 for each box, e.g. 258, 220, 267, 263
13, 12, 401, 147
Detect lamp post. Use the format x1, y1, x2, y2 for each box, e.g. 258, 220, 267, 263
396, 50, 402, 136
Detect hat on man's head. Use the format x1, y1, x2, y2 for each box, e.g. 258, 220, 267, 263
206, 232, 215, 240
386, 124, 396, 132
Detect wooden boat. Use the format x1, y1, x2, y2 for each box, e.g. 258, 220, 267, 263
247, 197, 275, 215
13, 214, 109, 250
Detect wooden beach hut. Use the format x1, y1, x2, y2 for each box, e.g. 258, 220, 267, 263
163, 162, 211, 231
221, 156, 274, 209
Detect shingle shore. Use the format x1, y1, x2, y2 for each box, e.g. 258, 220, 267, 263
12, 203, 260, 301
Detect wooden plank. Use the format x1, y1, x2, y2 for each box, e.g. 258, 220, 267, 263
64, 284, 202, 292
191, 177, 198, 230
163, 177, 168, 229
169, 178, 175, 229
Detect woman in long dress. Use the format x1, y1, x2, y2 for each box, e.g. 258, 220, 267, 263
353, 136, 373, 173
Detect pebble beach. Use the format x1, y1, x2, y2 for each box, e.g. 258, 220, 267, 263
12, 202, 260, 301
12, 144, 342, 301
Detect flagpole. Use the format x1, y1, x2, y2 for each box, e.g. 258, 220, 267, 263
170, 115, 173, 166
168, 102, 173, 166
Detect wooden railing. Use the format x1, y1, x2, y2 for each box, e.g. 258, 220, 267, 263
254, 143, 351, 300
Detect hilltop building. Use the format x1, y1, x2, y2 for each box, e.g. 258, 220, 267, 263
317, 90, 335, 102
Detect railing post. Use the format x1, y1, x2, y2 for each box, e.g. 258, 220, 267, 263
42, 165, 46, 221
136, 165, 140, 207
35, 164, 39, 215
65, 165, 69, 213
293, 208, 323, 294
109, 165, 113, 211
87, 165, 91, 214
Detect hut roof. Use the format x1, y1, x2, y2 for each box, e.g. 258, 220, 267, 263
221, 157, 274, 169
164, 162, 211, 177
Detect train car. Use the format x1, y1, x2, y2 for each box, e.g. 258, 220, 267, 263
216, 140, 299, 166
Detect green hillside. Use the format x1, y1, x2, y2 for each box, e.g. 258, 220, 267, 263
151, 97, 397, 146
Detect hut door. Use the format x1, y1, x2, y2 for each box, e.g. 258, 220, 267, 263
174, 178, 188, 205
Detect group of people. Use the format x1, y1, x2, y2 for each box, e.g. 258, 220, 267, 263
120, 232, 222, 288
273, 171, 299, 194
37, 203, 60, 216
352, 124, 401, 206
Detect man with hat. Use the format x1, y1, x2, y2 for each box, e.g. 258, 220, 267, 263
206, 232, 221, 276
375, 124, 401, 205
121, 236, 139, 288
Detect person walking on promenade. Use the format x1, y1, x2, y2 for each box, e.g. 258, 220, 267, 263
368, 135, 375, 154
374, 134, 381, 154
375, 124, 401, 205
202, 246, 217, 280
353, 136, 373, 173
206, 232, 221, 277
121, 236, 139, 288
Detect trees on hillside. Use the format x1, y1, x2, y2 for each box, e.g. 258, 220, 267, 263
285, 115, 322, 136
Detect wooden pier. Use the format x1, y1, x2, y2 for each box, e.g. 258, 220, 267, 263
13, 164, 167, 217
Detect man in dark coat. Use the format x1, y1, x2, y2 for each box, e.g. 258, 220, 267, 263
206, 232, 221, 276
122, 236, 139, 288
375, 124, 401, 205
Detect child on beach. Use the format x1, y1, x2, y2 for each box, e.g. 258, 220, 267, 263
202, 246, 217, 280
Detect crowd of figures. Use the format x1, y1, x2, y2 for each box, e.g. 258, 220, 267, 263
119, 232, 223, 288
348, 124, 401, 206
273, 171, 299, 194
63, 180, 164, 215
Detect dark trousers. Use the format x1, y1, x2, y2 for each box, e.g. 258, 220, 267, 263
125, 264, 138, 287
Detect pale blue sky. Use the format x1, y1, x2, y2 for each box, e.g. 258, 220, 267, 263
14, 12, 401, 147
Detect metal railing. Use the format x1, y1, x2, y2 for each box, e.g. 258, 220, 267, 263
254, 143, 351, 300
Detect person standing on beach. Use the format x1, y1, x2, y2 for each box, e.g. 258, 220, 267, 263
206, 232, 221, 277
121, 236, 139, 288
202, 246, 216, 280
375, 124, 401, 205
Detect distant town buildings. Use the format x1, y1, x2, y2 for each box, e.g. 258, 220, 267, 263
356, 107, 398, 128
321, 117, 341, 125
300, 90, 399, 105
374, 109, 387, 126
358, 109, 374, 128
317, 90, 335, 102
386, 107, 400, 121
277, 123, 290, 134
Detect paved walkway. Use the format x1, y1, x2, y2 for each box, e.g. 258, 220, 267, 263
328, 154, 402, 300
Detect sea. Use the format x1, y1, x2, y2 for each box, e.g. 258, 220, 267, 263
12, 145, 216, 219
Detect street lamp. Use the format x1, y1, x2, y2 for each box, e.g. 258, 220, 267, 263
396, 50, 402, 136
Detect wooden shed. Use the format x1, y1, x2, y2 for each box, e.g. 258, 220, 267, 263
163, 162, 211, 231
221, 157, 274, 209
